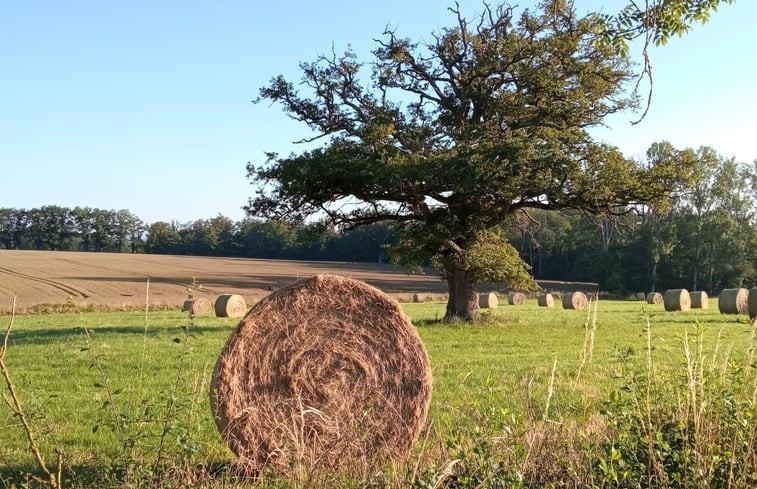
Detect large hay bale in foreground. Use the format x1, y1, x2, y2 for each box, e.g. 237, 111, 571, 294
537, 293, 554, 308
181, 297, 212, 315
646, 292, 663, 305
749, 288, 757, 320
562, 292, 588, 310
690, 291, 709, 309
664, 289, 690, 312
479, 292, 498, 309
508, 292, 525, 305
718, 288, 749, 315
210, 274, 432, 475
214, 294, 247, 318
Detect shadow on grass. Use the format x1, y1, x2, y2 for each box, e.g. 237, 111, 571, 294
0, 460, 234, 489
4, 325, 234, 347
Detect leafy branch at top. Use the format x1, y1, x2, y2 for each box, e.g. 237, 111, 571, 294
591, 0, 735, 123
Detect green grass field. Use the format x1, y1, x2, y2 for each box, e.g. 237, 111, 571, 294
1, 300, 754, 488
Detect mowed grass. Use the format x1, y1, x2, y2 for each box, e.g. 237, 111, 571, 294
1, 299, 754, 487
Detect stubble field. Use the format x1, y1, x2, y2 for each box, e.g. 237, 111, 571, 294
0, 250, 450, 314
0, 250, 598, 314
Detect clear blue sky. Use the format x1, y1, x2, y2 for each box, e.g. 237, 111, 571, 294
2, 1, 755, 224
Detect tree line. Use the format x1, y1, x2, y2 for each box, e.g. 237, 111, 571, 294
505, 143, 756, 294
1, 144, 754, 294
0, 206, 398, 263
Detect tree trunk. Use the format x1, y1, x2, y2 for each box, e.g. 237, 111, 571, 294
692, 227, 701, 291
650, 262, 658, 293
445, 268, 480, 321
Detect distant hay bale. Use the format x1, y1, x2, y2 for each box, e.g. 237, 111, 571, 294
214, 294, 247, 318
181, 298, 212, 315
664, 289, 691, 312
646, 292, 663, 305
508, 292, 525, 306
479, 292, 498, 309
537, 293, 554, 308
635, 292, 646, 301
412, 293, 422, 303
718, 288, 749, 315
562, 292, 588, 310
209, 274, 432, 476
749, 288, 757, 320
690, 291, 709, 309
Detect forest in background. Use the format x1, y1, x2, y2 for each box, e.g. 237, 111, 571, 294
2, 144, 755, 295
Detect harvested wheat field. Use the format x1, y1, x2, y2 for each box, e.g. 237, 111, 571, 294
0, 250, 599, 314
0, 250, 449, 313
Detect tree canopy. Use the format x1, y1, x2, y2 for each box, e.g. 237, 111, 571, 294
247, 0, 696, 320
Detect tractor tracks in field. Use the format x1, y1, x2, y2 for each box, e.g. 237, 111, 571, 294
56, 257, 222, 294
0, 266, 91, 299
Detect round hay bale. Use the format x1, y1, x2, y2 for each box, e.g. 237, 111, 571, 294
646, 292, 663, 305
718, 288, 749, 315
182, 298, 212, 315
749, 288, 757, 320
537, 293, 554, 308
209, 274, 432, 475
214, 294, 247, 318
664, 289, 691, 312
479, 292, 498, 309
690, 291, 709, 309
508, 292, 525, 306
412, 293, 422, 303
562, 292, 588, 310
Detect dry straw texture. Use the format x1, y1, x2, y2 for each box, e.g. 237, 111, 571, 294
718, 288, 749, 315
210, 274, 432, 476
690, 291, 709, 309
508, 292, 525, 305
646, 292, 663, 305
214, 294, 247, 318
748, 288, 757, 320
537, 293, 554, 308
562, 292, 588, 310
664, 289, 691, 312
479, 292, 498, 309
181, 298, 212, 315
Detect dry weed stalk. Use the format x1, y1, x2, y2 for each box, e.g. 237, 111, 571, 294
0, 298, 63, 488
572, 298, 599, 390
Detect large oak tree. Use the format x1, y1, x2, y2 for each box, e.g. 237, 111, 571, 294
247, 0, 694, 320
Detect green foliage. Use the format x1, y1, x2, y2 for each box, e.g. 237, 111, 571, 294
592, 0, 736, 52
432, 230, 538, 292
599, 322, 757, 488
144, 221, 181, 254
